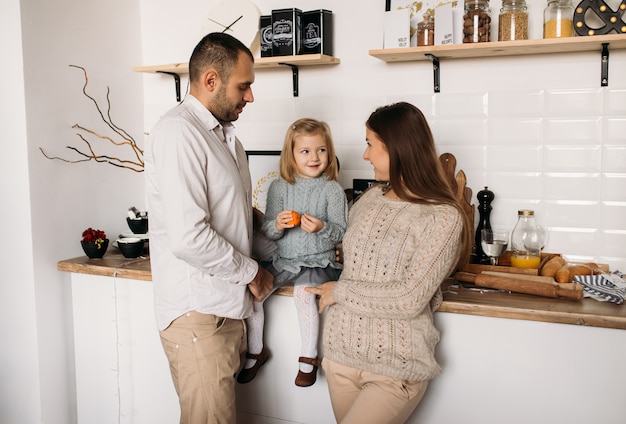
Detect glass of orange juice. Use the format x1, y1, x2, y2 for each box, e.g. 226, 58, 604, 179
510, 254, 541, 268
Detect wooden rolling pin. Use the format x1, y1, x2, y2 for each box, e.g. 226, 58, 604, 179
454, 272, 583, 300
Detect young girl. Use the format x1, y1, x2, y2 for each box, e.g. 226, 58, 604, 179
238, 118, 348, 387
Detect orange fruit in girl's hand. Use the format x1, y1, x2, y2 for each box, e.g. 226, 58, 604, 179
287, 211, 301, 226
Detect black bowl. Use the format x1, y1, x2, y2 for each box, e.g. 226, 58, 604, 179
127, 217, 148, 234
116, 238, 145, 258
82, 239, 109, 259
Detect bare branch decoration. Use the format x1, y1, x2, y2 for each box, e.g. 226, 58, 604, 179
39, 65, 144, 172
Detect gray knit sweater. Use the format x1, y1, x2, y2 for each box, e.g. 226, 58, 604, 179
323, 186, 463, 381
262, 176, 348, 273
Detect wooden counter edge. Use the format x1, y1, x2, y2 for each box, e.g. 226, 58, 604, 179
440, 280, 626, 330
58, 256, 152, 281
57, 256, 625, 330
438, 299, 626, 330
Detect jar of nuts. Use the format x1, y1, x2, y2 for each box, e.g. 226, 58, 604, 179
498, 0, 529, 41
463, 0, 492, 43
417, 13, 435, 46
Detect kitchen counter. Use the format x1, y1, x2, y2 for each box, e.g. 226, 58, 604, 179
58, 253, 626, 330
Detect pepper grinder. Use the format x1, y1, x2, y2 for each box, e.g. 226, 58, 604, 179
474, 186, 494, 264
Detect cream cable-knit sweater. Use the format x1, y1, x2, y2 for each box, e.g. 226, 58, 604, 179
323, 185, 463, 381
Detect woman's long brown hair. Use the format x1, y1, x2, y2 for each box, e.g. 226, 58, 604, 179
366, 102, 473, 265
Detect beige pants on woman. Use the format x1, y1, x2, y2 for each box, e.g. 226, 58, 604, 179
323, 358, 429, 424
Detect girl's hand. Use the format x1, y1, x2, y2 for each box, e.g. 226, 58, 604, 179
275, 210, 299, 231
300, 213, 324, 233
306, 282, 336, 313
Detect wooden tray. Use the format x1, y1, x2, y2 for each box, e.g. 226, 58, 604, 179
459, 251, 609, 277
459, 251, 560, 276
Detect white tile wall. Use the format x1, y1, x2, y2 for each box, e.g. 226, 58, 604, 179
139, 0, 626, 271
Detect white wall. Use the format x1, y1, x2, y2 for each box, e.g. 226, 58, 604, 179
1, 0, 144, 422
138, 0, 626, 272
0, 1, 41, 423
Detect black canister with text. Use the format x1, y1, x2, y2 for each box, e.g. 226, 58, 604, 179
301, 9, 333, 55
260, 15, 273, 57
271, 8, 302, 56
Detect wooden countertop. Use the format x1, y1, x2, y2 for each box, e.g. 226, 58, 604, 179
58, 253, 626, 330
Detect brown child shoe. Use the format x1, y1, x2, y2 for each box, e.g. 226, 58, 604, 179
295, 356, 320, 387
237, 348, 270, 384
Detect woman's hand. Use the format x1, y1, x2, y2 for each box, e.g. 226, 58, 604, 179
306, 281, 336, 313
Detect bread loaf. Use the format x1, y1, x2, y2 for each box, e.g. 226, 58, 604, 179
554, 263, 597, 283
540, 256, 567, 277
554, 266, 571, 283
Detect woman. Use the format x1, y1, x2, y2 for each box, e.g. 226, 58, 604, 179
307, 102, 472, 424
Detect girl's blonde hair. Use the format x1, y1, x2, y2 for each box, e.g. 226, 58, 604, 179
279, 118, 339, 183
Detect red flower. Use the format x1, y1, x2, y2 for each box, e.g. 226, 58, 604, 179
81, 227, 107, 249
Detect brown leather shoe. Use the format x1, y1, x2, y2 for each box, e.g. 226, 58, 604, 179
295, 356, 320, 387
237, 348, 270, 384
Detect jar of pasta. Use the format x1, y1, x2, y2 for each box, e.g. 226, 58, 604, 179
498, 0, 528, 41
543, 0, 574, 38
463, 0, 491, 43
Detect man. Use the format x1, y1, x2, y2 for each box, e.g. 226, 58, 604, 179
144, 33, 273, 423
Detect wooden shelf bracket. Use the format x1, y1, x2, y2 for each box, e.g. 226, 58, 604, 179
601, 43, 609, 87
156, 71, 181, 102
278, 63, 299, 97
425, 53, 441, 93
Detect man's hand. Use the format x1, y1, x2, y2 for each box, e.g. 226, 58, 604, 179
305, 281, 336, 313
248, 266, 273, 302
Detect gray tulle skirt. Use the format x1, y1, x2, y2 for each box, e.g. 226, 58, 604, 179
261, 262, 341, 289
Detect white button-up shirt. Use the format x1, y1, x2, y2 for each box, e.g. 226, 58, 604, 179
145, 95, 258, 331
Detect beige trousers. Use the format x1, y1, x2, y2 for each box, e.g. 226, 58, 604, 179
160, 311, 246, 424
323, 358, 429, 424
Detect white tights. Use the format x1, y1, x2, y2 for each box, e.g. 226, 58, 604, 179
243, 284, 319, 373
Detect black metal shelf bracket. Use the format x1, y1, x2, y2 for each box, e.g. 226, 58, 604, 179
425, 54, 441, 93
156, 71, 181, 102
601, 43, 609, 87
278, 63, 299, 97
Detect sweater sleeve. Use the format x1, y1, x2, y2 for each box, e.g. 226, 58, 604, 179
333, 204, 463, 319
261, 179, 286, 240
315, 181, 348, 245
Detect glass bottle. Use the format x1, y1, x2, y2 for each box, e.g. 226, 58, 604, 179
510, 210, 542, 269
543, 0, 574, 38
417, 13, 435, 46
463, 0, 491, 43
498, 0, 528, 41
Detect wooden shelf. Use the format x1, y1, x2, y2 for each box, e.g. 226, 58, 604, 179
256, 53, 340, 68
132, 54, 340, 98
132, 54, 340, 74
368, 34, 626, 62
369, 34, 626, 92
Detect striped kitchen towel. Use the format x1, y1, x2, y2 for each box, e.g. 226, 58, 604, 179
574, 271, 625, 304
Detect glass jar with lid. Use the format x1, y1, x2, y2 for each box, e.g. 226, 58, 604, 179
510, 209, 544, 269
498, 0, 528, 41
463, 0, 491, 43
543, 0, 574, 38
417, 13, 435, 46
